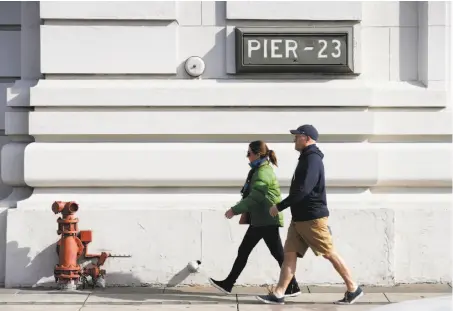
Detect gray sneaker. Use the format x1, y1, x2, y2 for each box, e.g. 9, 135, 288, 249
256, 293, 285, 305
334, 287, 364, 305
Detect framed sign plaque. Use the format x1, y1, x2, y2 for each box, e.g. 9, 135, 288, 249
235, 27, 355, 74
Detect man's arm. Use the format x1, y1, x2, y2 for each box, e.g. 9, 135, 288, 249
276, 155, 321, 211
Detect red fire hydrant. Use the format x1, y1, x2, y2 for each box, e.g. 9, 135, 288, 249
52, 201, 83, 288
52, 201, 111, 289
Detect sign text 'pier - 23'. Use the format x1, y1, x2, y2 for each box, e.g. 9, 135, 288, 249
235, 27, 355, 74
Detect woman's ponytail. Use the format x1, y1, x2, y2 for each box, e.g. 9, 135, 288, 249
249, 140, 278, 167
268, 149, 278, 167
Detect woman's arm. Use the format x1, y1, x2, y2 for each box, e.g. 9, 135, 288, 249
231, 171, 269, 215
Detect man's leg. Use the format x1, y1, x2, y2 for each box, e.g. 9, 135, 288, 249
323, 251, 356, 292
262, 226, 300, 297
325, 250, 363, 305
272, 251, 298, 297
301, 217, 363, 305
256, 222, 308, 304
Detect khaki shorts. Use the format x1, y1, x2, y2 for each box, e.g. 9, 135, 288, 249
284, 217, 334, 258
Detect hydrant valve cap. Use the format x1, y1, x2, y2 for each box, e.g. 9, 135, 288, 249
65, 202, 79, 212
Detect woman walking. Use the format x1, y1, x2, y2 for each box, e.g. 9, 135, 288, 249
209, 140, 300, 297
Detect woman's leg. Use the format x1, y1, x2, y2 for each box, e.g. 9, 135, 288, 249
262, 226, 299, 293
223, 226, 263, 287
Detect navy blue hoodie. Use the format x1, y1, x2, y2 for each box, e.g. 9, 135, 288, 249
276, 144, 329, 221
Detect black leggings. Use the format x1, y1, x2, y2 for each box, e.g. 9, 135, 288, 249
224, 225, 298, 287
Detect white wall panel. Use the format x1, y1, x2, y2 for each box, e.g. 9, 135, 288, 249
425, 26, 449, 82
0, 31, 20, 77
177, 1, 201, 26
29, 80, 448, 108
373, 112, 451, 135
23, 143, 452, 188
6, 200, 451, 286
370, 83, 447, 107
15, 188, 453, 211
29, 111, 373, 136
24, 143, 378, 188
427, 1, 451, 26
377, 145, 451, 187
360, 28, 390, 81
40, 25, 178, 74
226, 1, 362, 21
362, 1, 418, 27
394, 207, 452, 283
40, 1, 176, 20
28, 111, 452, 137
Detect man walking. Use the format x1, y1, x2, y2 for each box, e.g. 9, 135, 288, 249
256, 124, 363, 305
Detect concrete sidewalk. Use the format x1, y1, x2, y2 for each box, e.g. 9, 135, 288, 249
0, 284, 451, 311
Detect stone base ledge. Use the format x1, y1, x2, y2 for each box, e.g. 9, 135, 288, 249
2, 201, 451, 287
29, 80, 448, 108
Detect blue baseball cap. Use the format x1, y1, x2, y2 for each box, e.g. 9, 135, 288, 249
290, 124, 319, 141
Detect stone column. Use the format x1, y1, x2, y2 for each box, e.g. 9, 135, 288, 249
1, 1, 40, 206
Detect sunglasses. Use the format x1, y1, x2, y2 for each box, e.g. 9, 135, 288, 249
246, 151, 251, 157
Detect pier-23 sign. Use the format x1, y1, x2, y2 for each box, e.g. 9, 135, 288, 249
235, 27, 355, 74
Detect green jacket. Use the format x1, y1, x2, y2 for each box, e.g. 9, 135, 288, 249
231, 161, 284, 227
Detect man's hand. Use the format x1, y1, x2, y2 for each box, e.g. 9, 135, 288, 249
269, 205, 279, 217
225, 208, 235, 219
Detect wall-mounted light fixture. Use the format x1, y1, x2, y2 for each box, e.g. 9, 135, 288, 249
184, 56, 205, 78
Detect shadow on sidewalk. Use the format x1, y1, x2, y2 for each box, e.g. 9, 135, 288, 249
88, 270, 237, 304
14, 273, 237, 304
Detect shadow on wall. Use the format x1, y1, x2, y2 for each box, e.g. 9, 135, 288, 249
5, 240, 192, 288
5, 241, 148, 289
399, 1, 420, 83
5, 241, 58, 287
176, 23, 227, 79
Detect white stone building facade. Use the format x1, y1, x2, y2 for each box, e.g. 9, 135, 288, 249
0, 1, 451, 287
